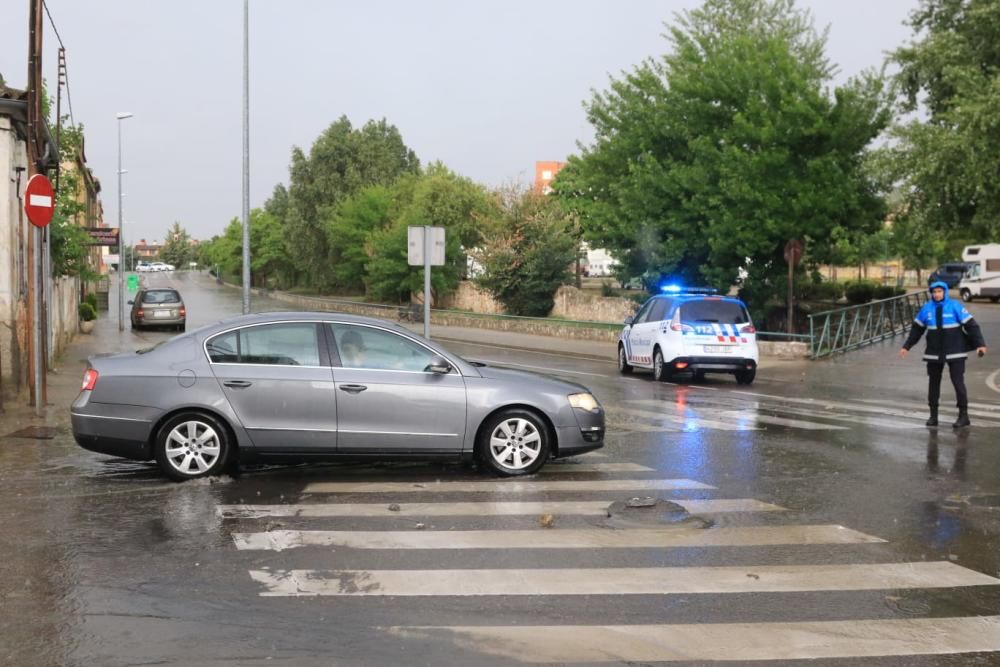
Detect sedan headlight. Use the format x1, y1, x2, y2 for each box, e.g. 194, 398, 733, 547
568, 393, 601, 413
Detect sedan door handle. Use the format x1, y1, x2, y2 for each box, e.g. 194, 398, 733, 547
223, 380, 253, 389
339, 384, 368, 394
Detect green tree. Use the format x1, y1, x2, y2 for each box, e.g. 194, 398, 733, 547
555, 0, 890, 321
352, 166, 493, 302
49, 121, 94, 279
472, 188, 577, 316
160, 222, 193, 268
285, 116, 420, 290
889, 0, 1000, 240
326, 184, 394, 294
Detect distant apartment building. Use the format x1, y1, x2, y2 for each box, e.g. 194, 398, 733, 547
135, 239, 163, 260
534, 160, 566, 195
534, 160, 619, 278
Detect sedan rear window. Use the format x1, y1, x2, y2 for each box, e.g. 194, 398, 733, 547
680, 300, 749, 324
142, 290, 181, 304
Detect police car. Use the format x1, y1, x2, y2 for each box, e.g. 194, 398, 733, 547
618, 286, 759, 384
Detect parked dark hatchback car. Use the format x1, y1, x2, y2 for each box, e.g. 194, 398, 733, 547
928, 263, 973, 289
72, 312, 605, 481
130, 288, 186, 331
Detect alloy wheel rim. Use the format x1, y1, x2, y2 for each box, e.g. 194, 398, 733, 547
655, 352, 663, 377
165, 420, 221, 475
489, 418, 542, 470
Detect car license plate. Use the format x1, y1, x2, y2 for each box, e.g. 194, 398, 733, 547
153, 310, 170, 318
703, 345, 732, 353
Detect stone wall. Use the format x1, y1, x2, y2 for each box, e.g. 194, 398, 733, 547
437, 281, 504, 314
550, 285, 636, 323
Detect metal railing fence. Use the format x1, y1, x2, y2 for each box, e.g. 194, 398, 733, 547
808, 291, 929, 359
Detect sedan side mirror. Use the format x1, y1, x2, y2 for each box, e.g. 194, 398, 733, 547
624, 316, 634, 326
425, 357, 452, 374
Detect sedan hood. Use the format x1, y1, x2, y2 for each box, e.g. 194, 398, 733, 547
473, 363, 592, 395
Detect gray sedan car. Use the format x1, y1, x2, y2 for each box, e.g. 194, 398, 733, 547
72, 312, 605, 481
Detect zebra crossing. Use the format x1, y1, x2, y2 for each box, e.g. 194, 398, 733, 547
604, 388, 1000, 434
219, 459, 1000, 663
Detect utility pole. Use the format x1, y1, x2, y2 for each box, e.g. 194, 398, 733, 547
26, 0, 45, 414
241, 0, 251, 314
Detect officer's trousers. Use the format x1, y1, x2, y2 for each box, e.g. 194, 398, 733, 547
927, 359, 968, 409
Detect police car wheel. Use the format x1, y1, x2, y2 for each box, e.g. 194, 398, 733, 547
618, 345, 633, 375
961, 289, 972, 302
653, 349, 669, 382
694, 370, 706, 382
735, 369, 756, 385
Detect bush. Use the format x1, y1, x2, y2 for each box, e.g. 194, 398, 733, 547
871, 285, 906, 300
78, 302, 97, 322
844, 280, 878, 305
600, 280, 617, 297
84, 292, 98, 309
800, 280, 843, 302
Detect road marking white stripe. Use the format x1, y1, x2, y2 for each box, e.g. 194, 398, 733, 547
542, 462, 654, 473
646, 403, 847, 431
218, 498, 785, 519
388, 616, 1000, 662
640, 394, 926, 430
856, 397, 1000, 419
617, 406, 755, 431
233, 525, 882, 551
249, 561, 997, 596
734, 390, 1000, 426
302, 478, 715, 494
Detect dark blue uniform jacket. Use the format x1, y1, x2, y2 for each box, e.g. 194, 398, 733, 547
903, 282, 986, 362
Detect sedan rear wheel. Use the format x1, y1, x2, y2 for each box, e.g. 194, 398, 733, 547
154, 412, 230, 481
478, 409, 550, 476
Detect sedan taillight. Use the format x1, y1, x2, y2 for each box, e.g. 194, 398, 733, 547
179, 307, 186, 317
740, 325, 756, 334
82, 369, 99, 391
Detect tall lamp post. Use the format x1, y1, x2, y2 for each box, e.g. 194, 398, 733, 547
116, 111, 133, 331
241, 0, 251, 314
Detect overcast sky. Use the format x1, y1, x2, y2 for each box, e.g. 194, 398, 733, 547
1, 0, 918, 244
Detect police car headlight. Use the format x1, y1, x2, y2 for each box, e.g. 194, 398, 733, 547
568, 393, 601, 413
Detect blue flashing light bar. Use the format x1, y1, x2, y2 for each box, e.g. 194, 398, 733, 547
660, 285, 719, 295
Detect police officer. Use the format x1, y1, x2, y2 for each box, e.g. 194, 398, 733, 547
899, 281, 987, 428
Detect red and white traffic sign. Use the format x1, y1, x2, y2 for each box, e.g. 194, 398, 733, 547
24, 174, 55, 228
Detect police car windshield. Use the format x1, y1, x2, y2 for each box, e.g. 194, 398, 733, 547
681, 300, 749, 324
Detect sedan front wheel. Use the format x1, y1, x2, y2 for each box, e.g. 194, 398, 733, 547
477, 409, 551, 476
154, 412, 231, 481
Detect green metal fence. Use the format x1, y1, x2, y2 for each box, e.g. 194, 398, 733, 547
808, 291, 929, 359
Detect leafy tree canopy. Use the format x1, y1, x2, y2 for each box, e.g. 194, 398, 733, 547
889, 0, 1000, 239
555, 0, 890, 320
284, 116, 420, 289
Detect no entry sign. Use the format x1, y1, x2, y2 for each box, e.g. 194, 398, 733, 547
24, 174, 55, 228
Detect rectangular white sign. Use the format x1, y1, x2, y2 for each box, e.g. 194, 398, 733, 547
105, 254, 120, 264
407, 226, 446, 266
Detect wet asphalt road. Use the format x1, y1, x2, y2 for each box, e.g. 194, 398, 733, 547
2, 272, 1000, 666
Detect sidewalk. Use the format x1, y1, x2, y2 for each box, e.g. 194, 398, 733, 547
0, 307, 133, 433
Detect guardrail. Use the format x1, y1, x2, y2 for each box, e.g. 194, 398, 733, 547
807, 291, 928, 359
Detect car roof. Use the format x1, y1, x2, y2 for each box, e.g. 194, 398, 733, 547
205, 311, 413, 334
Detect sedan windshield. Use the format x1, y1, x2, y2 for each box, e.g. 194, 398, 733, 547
142, 290, 181, 304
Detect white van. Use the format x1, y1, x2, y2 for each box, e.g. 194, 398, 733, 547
959, 244, 1000, 303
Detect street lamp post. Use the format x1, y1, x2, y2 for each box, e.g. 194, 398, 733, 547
116, 112, 132, 331
241, 0, 251, 314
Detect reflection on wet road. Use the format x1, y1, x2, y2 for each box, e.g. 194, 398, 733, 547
2, 271, 1000, 665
